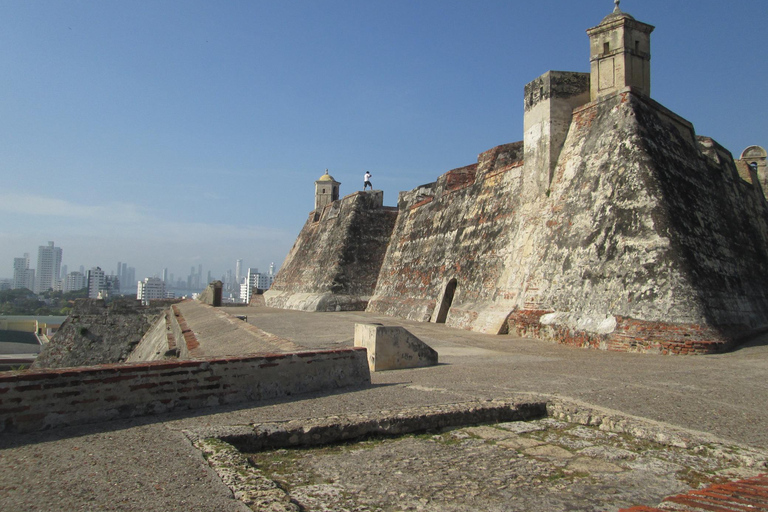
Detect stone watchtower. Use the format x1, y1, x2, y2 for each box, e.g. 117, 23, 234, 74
586, 0, 654, 101
314, 169, 340, 210
740, 146, 768, 191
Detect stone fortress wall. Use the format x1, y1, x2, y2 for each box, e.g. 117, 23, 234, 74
266, 190, 398, 312
266, 6, 768, 354
31, 298, 179, 369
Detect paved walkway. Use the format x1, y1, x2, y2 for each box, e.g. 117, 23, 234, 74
1, 306, 767, 511
175, 301, 302, 357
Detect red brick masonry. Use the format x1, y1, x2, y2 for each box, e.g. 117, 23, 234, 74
620, 473, 768, 512
0, 347, 370, 434
506, 310, 737, 354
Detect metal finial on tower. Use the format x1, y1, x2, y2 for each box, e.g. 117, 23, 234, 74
614, 0, 621, 12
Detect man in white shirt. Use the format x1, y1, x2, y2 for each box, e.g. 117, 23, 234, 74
363, 171, 373, 191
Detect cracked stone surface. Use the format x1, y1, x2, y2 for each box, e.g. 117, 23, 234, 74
229, 417, 766, 512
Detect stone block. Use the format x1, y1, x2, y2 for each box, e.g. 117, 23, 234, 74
354, 323, 438, 372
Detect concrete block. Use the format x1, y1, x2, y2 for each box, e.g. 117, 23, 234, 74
354, 323, 438, 372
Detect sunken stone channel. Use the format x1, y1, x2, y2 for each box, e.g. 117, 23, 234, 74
186, 400, 768, 512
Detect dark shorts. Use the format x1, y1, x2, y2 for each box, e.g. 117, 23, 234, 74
364, 181, 372, 187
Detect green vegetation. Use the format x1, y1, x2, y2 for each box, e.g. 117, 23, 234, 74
0, 288, 88, 316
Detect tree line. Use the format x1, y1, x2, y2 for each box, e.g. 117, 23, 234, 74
0, 288, 89, 316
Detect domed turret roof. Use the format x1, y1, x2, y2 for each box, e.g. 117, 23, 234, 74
317, 169, 337, 182
601, 0, 634, 24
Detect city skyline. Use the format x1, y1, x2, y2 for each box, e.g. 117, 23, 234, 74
4, 238, 273, 293
1, 1, 765, 280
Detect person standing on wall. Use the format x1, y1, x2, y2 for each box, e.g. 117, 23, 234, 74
363, 171, 373, 191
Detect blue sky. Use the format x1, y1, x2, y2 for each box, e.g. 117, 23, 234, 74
1, 0, 766, 282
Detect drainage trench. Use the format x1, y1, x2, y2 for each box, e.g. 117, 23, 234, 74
188, 400, 768, 512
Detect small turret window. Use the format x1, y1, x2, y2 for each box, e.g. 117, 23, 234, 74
604, 42, 610, 54
635, 40, 640, 52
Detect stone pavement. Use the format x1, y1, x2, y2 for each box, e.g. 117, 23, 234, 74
1, 306, 768, 511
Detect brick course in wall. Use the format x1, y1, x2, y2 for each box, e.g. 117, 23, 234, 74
507, 310, 736, 355
0, 347, 370, 434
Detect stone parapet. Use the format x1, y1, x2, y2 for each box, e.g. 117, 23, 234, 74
0, 347, 370, 434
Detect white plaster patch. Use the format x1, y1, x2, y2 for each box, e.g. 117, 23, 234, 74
540, 312, 617, 334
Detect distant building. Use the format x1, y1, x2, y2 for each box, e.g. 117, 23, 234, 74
86, 267, 105, 299
137, 277, 165, 305
12, 253, 35, 291
63, 271, 87, 293
124, 267, 135, 293
243, 268, 276, 302
105, 275, 120, 297
116, 263, 135, 293
34, 242, 62, 294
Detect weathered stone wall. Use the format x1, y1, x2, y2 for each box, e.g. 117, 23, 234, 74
368, 89, 768, 352
0, 347, 370, 434
264, 191, 397, 312
502, 90, 768, 352
270, 88, 768, 353
32, 299, 180, 368
367, 143, 526, 331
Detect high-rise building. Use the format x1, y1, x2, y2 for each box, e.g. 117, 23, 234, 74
244, 268, 258, 303
256, 272, 275, 290
87, 267, 105, 299
137, 277, 165, 305
124, 266, 135, 293
34, 241, 62, 294
63, 272, 87, 293
235, 259, 243, 284
12, 253, 35, 291
240, 281, 249, 303
244, 267, 276, 303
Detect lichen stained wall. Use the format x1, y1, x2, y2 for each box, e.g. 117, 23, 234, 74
504, 90, 768, 353
264, 191, 397, 312
366, 142, 526, 330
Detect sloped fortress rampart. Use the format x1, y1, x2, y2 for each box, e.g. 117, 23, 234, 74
266, 5, 768, 354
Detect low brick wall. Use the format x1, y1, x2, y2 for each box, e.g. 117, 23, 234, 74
0, 347, 370, 434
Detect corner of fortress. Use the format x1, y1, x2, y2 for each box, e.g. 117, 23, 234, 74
266, 6, 768, 355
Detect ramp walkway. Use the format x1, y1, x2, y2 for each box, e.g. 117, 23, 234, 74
173, 300, 302, 357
